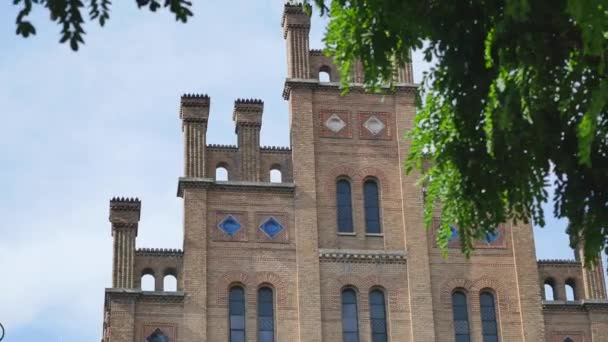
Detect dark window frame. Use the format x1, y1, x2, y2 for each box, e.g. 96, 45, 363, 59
363, 179, 381, 234
480, 291, 498, 342
341, 287, 360, 342
369, 289, 388, 342
229, 286, 246, 342
337, 178, 354, 233
452, 290, 471, 342
258, 286, 275, 342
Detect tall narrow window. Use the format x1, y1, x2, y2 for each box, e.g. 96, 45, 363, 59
369, 290, 388, 342
565, 279, 576, 301
229, 286, 246, 342
364, 179, 381, 233
342, 288, 359, 342
337, 179, 354, 232
480, 292, 498, 342
258, 287, 275, 342
452, 291, 470, 342
146, 328, 169, 342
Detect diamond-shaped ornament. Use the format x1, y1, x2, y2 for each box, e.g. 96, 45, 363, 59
363, 115, 385, 135
324, 113, 346, 133
259, 216, 284, 239
218, 215, 241, 236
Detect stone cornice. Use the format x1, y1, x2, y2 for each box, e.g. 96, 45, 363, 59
105, 288, 185, 304
282, 78, 419, 100
136, 248, 184, 258
319, 249, 407, 264
543, 299, 608, 312
177, 177, 295, 197
538, 259, 580, 267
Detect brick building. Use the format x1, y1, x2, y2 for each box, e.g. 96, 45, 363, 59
101, 4, 608, 342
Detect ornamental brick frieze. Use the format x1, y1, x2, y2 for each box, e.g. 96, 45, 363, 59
319, 249, 406, 264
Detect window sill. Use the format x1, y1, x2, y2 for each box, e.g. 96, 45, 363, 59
365, 233, 384, 237
337, 232, 357, 236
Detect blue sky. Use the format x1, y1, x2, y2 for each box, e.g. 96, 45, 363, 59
0, 1, 603, 341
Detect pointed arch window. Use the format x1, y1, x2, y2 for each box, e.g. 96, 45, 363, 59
146, 328, 169, 342
258, 287, 275, 342
364, 179, 381, 233
480, 292, 498, 342
337, 179, 354, 232
369, 290, 387, 342
452, 291, 470, 342
229, 286, 246, 342
342, 288, 360, 342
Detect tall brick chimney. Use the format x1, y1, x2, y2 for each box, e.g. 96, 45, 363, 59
109, 197, 141, 288
233, 98, 263, 181
282, 2, 311, 79
180, 94, 210, 178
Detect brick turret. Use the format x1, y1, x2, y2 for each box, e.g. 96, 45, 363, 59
109, 197, 141, 288
282, 3, 311, 79
180, 94, 210, 178
234, 98, 263, 181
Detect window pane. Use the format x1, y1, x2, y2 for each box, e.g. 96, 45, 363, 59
372, 333, 387, 342
480, 292, 498, 342
230, 331, 245, 342
230, 315, 245, 330
342, 289, 359, 342
337, 180, 353, 232
370, 305, 386, 319
456, 335, 471, 342
364, 180, 381, 233
452, 292, 470, 342
258, 288, 274, 341
371, 319, 386, 333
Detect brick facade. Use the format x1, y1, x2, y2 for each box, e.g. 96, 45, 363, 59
101, 4, 608, 342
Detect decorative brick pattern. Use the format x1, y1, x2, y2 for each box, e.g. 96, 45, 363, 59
211, 211, 248, 242
358, 112, 392, 140
256, 212, 289, 243
318, 110, 352, 139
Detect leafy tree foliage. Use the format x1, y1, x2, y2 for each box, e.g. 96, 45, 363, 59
309, 0, 608, 262
13, 0, 192, 50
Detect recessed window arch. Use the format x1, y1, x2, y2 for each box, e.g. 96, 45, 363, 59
369, 288, 388, 342
480, 290, 499, 342
163, 275, 177, 292
336, 177, 354, 233
565, 278, 576, 301
342, 287, 360, 342
270, 165, 282, 183
216, 163, 229, 181
229, 285, 246, 342
363, 178, 381, 234
258, 286, 275, 342
452, 290, 470, 342
544, 278, 556, 301
141, 269, 155, 291
146, 328, 170, 342
319, 65, 331, 82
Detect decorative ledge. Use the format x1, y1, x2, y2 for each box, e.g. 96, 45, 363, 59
543, 299, 608, 311
136, 248, 183, 257
282, 78, 418, 100
319, 249, 406, 264
177, 177, 295, 197
538, 259, 580, 266
260, 146, 291, 152
105, 288, 185, 303
207, 144, 238, 151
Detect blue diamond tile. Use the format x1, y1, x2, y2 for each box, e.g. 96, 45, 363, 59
218, 215, 241, 236
260, 217, 283, 239
484, 230, 500, 243
448, 225, 459, 242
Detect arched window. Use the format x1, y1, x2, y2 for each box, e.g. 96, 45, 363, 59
342, 288, 359, 342
319, 65, 331, 82
544, 279, 555, 301
336, 179, 354, 233
270, 168, 282, 183
564, 338, 574, 342
229, 286, 246, 342
216, 165, 229, 181
480, 292, 498, 342
258, 287, 275, 342
452, 291, 470, 342
141, 272, 155, 291
565, 280, 576, 301
369, 290, 387, 342
363, 179, 381, 234
146, 328, 169, 342
163, 274, 177, 292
